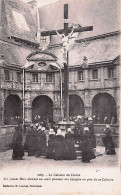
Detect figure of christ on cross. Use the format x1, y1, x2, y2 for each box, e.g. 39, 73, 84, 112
40, 4, 93, 121
56, 26, 76, 63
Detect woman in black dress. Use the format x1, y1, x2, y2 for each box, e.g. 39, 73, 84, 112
38, 127, 47, 157
82, 127, 96, 163
46, 129, 56, 159
54, 129, 65, 160
102, 125, 116, 155
65, 128, 77, 160
12, 126, 24, 160
88, 117, 96, 149
27, 124, 37, 156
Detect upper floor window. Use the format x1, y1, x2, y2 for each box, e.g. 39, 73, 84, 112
78, 70, 84, 81
16, 72, 21, 82
4, 70, 10, 81
108, 67, 115, 78
32, 73, 38, 83
41, 36, 46, 43
46, 73, 53, 83
92, 69, 98, 80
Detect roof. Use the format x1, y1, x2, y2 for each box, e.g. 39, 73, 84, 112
0, 41, 37, 66
1, 31, 119, 68
48, 32, 120, 66
1, 0, 37, 43
39, 0, 120, 45
0, 0, 120, 69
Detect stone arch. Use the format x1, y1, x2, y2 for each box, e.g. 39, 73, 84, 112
92, 93, 117, 124
4, 94, 22, 125
69, 94, 84, 117
32, 95, 53, 123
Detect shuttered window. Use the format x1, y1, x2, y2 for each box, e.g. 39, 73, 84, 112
4, 70, 10, 81
32, 73, 38, 83
92, 69, 98, 80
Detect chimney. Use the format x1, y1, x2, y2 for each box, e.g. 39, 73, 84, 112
83, 56, 88, 64
82, 56, 88, 68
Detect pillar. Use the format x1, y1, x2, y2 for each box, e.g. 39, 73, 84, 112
24, 92, 32, 124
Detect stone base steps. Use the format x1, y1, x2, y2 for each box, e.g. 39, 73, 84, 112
74, 143, 81, 159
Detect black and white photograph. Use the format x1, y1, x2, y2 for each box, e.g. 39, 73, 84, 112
0, 0, 121, 194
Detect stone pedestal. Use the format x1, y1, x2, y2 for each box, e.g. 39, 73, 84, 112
57, 120, 75, 136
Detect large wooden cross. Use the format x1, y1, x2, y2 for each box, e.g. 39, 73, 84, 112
41, 4, 93, 122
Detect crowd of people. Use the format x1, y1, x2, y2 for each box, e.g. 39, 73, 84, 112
69, 115, 116, 125
11, 115, 116, 163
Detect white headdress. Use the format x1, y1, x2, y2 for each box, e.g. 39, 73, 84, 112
84, 127, 89, 131
56, 129, 62, 135
41, 127, 45, 131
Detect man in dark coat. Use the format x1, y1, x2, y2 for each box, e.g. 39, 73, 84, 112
65, 128, 77, 160
12, 126, 24, 160
88, 117, 96, 148
46, 129, 56, 159
54, 129, 65, 160
82, 127, 96, 163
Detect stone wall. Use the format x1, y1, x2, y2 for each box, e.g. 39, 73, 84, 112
0, 125, 16, 151
94, 124, 119, 148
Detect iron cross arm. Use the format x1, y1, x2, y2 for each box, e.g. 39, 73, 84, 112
41, 26, 93, 36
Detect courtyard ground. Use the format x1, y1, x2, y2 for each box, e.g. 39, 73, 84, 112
0, 147, 120, 195
0, 147, 119, 169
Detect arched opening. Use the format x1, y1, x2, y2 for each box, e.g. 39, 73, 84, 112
32, 95, 53, 123
69, 94, 84, 117
92, 93, 117, 124
4, 95, 22, 125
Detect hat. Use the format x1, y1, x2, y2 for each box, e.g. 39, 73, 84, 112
88, 117, 92, 121
84, 127, 89, 131
41, 127, 45, 131
67, 128, 71, 132
49, 129, 55, 135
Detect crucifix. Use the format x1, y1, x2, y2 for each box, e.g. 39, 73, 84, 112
40, 4, 93, 122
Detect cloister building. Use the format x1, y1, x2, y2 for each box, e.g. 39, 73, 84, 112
0, 0, 120, 126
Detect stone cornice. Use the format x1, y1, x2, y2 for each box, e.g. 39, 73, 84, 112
76, 31, 120, 43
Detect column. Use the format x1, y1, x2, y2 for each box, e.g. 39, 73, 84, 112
24, 92, 32, 124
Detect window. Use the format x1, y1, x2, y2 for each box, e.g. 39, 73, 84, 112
108, 67, 115, 78
46, 73, 53, 83
92, 69, 98, 80
41, 36, 46, 43
16, 72, 21, 82
32, 73, 38, 83
78, 71, 84, 81
4, 70, 10, 81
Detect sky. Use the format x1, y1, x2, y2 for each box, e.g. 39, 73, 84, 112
21, 0, 59, 7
